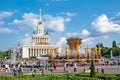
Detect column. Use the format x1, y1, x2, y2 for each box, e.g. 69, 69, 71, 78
33, 48, 35, 56
28, 48, 30, 58
37, 49, 39, 57
30, 49, 32, 57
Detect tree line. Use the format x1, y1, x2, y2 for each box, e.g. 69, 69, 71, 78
96, 40, 120, 58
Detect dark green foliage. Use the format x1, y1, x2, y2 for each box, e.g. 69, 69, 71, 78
112, 40, 117, 48
90, 59, 96, 78
0, 73, 119, 80
111, 47, 120, 56
96, 41, 120, 58
30, 56, 37, 60
0, 50, 10, 60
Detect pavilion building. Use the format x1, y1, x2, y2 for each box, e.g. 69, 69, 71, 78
21, 9, 59, 60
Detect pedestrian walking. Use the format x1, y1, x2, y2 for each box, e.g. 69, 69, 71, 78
74, 63, 77, 72
53, 61, 56, 70
64, 62, 67, 72
12, 65, 17, 76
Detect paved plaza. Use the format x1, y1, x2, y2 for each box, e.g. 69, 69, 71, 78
0, 65, 120, 76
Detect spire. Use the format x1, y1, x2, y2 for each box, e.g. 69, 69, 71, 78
38, 9, 42, 24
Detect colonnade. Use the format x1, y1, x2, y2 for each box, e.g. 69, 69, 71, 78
35, 37, 49, 44
28, 48, 59, 59
32, 36, 49, 44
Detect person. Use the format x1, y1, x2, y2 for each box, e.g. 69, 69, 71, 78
45, 61, 48, 70
38, 59, 41, 67
5, 63, 10, 72
18, 66, 23, 75
30, 66, 35, 77
74, 63, 77, 72
12, 65, 17, 76
64, 62, 67, 72
118, 60, 120, 68
101, 68, 104, 74
53, 61, 56, 70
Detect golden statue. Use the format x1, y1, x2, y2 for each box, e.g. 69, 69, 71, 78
77, 45, 80, 52
65, 45, 69, 55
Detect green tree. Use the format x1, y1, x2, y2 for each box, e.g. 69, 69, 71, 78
0, 50, 11, 60
90, 59, 96, 78
112, 40, 117, 48
96, 43, 104, 48
111, 47, 120, 56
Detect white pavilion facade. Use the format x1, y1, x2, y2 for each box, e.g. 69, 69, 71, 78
21, 9, 59, 60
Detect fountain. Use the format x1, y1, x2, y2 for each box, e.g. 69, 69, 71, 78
11, 48, 17, 64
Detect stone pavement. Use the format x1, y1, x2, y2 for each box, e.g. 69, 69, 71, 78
0, 65, 120, 76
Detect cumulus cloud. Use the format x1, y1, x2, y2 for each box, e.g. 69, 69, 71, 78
66, 29, 90, 38
12, 12, 39, 28
91, 14, 120, 33
0, 11, 13, 19
81, 29, 90, 37
56, 37, 66, 46
66, 32, 80, 38
111, 12, 120, 23
18, 33, 32, 46
0, 11, 14, 25
43, 14, 71, 32
82, 35, 109, 45
0, 27, 17, 33
44, 15, 65, 31
12, 11, 73, 32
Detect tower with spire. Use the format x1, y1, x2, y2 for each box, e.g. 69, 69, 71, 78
32, 9, 49, 45
37, 9, 44, 35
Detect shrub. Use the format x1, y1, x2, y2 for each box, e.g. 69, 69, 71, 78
90, 59, 96, 78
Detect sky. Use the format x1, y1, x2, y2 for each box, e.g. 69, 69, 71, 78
0, 0, 120, 52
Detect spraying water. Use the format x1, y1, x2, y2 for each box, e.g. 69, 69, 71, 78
11, 48, 17, 64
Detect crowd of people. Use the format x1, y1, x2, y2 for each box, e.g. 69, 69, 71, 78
0, 59, 120, 76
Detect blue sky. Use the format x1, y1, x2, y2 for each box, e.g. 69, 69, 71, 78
0, 0, 120, 51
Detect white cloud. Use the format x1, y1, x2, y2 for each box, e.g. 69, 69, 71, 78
43, 14, 70, 31
92, 14, 120, 33
12, 11, 73, 32
66, 29, 90, 38
111, 12, 120, 23
66, 12, 76, 17
82, 37, 95, 45
0, 27, 17, 33
81, 29, 90, 37
19, 33, 32, 45
82, 35, 109, 45
56, 37, 66, 47
0, 11, 13, 19
12, 12, 39, 28
0, 11, 14, 25
66, 32, 80, 38
58, 12, 76, 17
